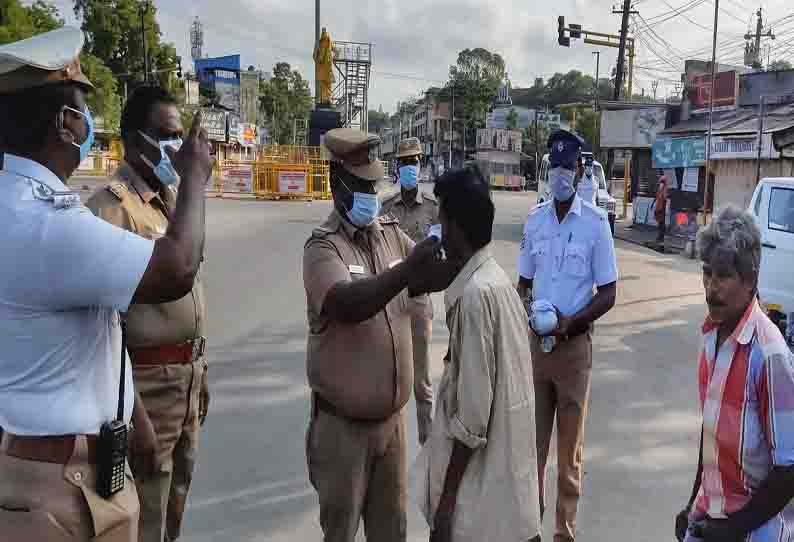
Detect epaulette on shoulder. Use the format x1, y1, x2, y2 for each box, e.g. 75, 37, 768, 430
378, 212, 400, 225
581, 200, 608, 220
422, 191, 438, 204
528, 200, 551, 216
106, 182, 128, 201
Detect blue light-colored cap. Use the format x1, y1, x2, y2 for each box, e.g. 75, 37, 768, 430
547, 130, 583, 170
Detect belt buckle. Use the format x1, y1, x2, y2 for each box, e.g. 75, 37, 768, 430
191, 336, 207, 361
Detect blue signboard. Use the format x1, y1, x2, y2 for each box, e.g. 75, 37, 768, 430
194, 55, 241, 86
652, 135, 706, 169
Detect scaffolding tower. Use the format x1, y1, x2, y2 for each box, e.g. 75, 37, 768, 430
332, 41, 372, 131
190, 17, 204, 61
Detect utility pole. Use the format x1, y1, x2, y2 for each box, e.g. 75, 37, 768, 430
756, 96, 766, 184
651, 80, 659, 102
593, 51, 601, 107
612, 0, 637, 101
449, 86, 455, 169
744, 8, 775, 70
315, 0, 320, 103
140, 1, 151, 84
704, 0, 720, 217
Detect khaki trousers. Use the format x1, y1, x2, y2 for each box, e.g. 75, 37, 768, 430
133, 360, 203, 542
0, 436, 139, 541
306, 400, 406, 542
531, 332, 592, 542
411, 311, 434, 445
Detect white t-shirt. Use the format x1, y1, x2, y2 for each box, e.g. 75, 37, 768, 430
0, 154, 154, 436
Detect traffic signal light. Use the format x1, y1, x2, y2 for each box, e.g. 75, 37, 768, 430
558, 16, 570, 47
176, 56, 182, 79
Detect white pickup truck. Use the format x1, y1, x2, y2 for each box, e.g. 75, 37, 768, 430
748, 177, 794, 347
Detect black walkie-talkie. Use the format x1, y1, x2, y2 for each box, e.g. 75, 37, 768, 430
97, 318, 129, 499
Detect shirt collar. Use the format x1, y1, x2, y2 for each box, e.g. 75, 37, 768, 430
547, 194, 583, 221
2, 153, 66, 191
117, 161, 162, 205
445, 245, 493, 313
701, 297, 762, 345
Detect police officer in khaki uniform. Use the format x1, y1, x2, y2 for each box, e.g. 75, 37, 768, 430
381, 137, 438, 444
303, 128, 456, 542
0, 28, 212, 542
86, 86, 209, 542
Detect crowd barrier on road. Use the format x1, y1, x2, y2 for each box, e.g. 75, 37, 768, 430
205, 145, 331, 201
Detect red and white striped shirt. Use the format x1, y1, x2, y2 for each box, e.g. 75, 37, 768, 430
692, 299, 794, 541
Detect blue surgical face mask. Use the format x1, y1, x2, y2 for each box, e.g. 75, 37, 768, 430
64, 105, 94, 162
338, 177, 380, 228
549, 167, 576, 202
139, 131, 183, 186
399, 164, 419, 190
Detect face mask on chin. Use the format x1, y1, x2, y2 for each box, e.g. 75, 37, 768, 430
138, 131, 183, 186
64, 105, 94, 163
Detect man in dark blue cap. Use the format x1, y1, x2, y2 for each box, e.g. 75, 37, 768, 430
516, 129, 619, 542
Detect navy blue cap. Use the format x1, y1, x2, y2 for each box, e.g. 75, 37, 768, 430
584, 155, 594, 166
547, 130, 584, 170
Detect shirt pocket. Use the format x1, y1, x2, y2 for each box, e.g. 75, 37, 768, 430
531, 239, 551, 274
563, 241, 591, 278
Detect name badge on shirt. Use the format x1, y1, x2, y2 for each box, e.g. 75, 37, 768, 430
388, 259, 403, 269
348, 264, 365, 275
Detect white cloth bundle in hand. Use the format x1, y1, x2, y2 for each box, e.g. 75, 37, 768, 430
530, 300, 558, 335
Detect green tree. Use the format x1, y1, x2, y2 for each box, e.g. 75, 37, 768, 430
74, 0, 180, 94
505, 108, 519, 130
0, 1, 120, 129
258, 62, 311, 144
0, 0, 62, 44
368, 107, 391, 133
448, 48, 506, 148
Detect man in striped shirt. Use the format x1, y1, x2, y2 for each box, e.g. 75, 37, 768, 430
677, 206, 794, 542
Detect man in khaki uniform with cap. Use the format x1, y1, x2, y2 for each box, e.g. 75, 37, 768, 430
304, 128, 456, 542
86, 86, 209, 542
0, 27, 213, 542
381, 137, 438, 444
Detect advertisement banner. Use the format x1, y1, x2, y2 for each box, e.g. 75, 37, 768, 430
653, 136, 706, 169
199, 109, 227, 142
476, 128, 521, 152
689, 70, 737, 114
184, 79, 200, 106
278, 171, 308, 194
709, 134, 780, 160
238, 124, 258, 147
220, 163, 254, 193
600, 108, 667, 148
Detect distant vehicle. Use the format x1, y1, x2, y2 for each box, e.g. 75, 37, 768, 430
537, 153, 617, 235
749, 177, 794, 348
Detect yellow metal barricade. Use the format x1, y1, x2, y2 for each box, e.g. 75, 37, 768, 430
253, 144, 331, 201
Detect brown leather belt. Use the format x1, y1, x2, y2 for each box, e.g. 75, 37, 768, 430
130, 337, 206, 366
0, 433, 98, 464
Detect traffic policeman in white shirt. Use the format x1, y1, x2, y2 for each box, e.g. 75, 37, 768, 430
516, 130, 618, 542
0, 27, 213, 542
576, 154, 597, 206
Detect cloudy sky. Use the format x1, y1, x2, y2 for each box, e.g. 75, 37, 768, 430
47, 0, 794, 113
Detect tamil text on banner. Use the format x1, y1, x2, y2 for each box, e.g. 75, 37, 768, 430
653, 136, 706, 169
221, 163, 254, 193
278, 171, 308, 194
200, 109, 228, 143
476, 128, 522, 152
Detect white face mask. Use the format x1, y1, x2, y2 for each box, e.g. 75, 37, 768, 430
549, 167, 576, 202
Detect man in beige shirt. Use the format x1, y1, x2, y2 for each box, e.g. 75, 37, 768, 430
416, 167, 540, 542
303, 128, 457, 542
86, 86, 209, 542
381, 137, 439, 444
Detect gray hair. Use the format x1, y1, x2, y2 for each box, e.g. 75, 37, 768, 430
696, 205, 762, 286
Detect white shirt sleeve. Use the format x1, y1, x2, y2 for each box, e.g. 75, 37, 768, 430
592, 216, 618, 287
517, 219, 535, 280
38, 206, 154, 311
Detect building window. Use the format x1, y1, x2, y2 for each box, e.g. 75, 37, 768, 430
769, 188, 794, 234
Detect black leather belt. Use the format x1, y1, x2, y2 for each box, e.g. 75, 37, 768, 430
314, 395, 385, 424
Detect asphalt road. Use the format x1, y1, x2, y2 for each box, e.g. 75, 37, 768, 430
136, 187, 708, 542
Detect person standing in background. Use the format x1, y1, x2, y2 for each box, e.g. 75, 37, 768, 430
655, 171, 668, 245
382, 136, 439, 445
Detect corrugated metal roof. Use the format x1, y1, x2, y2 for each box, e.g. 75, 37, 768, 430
659, 110, 750, 135
715, 103, 794, 135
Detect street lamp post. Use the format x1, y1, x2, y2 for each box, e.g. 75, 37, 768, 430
140, 1, 151, 83
704, 0, 720, 219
